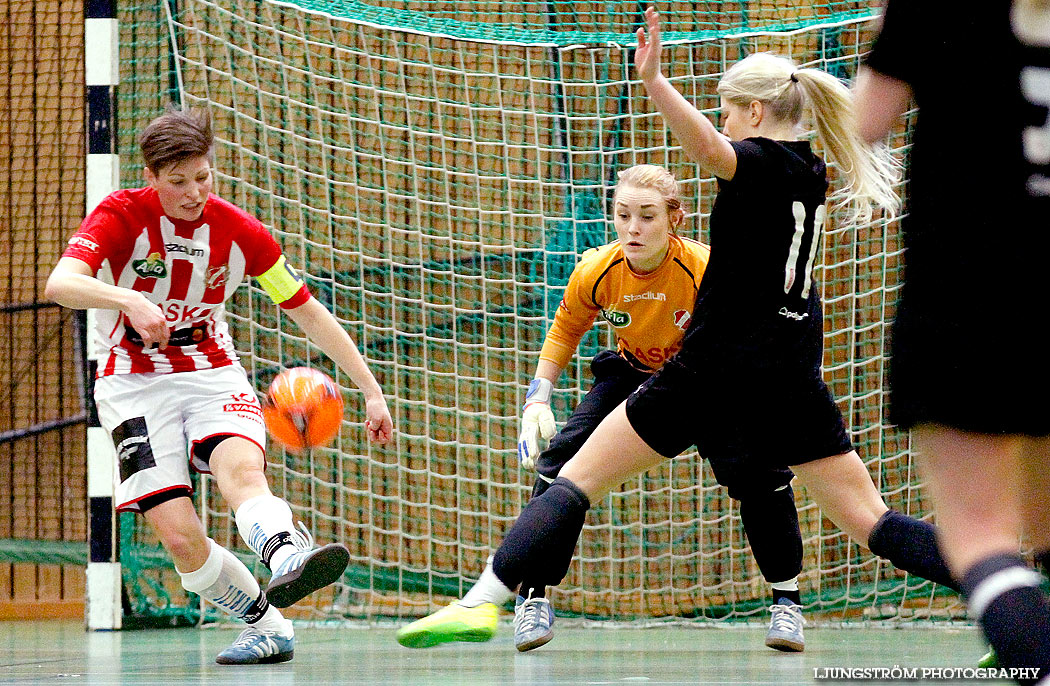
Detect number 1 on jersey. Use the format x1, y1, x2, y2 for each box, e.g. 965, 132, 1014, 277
784, 201, 826, 299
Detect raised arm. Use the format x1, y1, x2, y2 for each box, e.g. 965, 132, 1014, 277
282, 297, 393, 444
636, 6, 737, 180
45, 256, 170, 348
853, 66, 913, 145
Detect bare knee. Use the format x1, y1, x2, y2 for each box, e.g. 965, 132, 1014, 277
791, 451, 888, 545
208, 437, 270, 508
144, 501, 209, 571
161, 526, 210, 568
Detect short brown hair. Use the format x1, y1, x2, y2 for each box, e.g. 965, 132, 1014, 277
138, 106, 213, 172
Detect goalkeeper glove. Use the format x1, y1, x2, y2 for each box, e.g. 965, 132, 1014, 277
518, 378, 556, 470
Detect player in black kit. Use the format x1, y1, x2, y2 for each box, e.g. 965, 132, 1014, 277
855, 1, 1050, 682
396, 5, 961, 651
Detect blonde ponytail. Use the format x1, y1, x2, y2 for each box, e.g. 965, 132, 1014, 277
792, 68, 901, 226
718, 53, 900, 227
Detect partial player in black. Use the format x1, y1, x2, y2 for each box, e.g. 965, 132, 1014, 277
395, 5, 960, 652
856, 1, 1050, 682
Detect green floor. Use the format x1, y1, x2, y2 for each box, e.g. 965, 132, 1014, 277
0, 620, 996, 685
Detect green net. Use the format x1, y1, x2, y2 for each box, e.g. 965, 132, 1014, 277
112, 0, 958, 627
265, 0, 876, 44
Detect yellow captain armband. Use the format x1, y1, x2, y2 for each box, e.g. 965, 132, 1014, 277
256, 255, 304, 305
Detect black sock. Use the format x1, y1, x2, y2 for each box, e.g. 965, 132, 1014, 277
531, 476, 553, 500
961, 553, 1050, 684
518, 477, 558, 598
739, 485, 803, 585
242, 591, 270, 624
518, 581, 547, 599
867, 510, 959, 592
492, 477, 590, 591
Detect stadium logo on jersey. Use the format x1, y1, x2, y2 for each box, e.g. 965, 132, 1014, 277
165, 241, 206, 257
672, 309, 691, 330
68, 235, 99, 252
623, 291, 666, 303
132, 252, 167, 279
206, 265, 228, 290
601, 309, 631, 328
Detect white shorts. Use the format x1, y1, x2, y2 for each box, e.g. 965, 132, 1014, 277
94, 365, 267, 513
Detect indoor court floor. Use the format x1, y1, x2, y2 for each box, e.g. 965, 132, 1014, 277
0, 620, 1000, 685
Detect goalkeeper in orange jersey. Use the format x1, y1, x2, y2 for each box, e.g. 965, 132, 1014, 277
409, 164, 812, 653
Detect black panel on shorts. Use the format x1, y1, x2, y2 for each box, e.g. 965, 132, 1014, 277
111, 416, 156, 482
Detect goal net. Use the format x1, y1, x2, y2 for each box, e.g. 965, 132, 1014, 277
114, 0, 958, 626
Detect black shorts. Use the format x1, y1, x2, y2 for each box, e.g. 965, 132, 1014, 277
625, 356, 853, 469
889, 288, 1050, 435
535, 350, 651, 481
537, 351, 795, 497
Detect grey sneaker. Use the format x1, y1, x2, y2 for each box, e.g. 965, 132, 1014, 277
765, 603, 804, 652
216, 625, 294, 665
514, 593, 554, 652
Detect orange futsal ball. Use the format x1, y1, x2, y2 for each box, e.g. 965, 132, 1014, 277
262, 367, 344, 452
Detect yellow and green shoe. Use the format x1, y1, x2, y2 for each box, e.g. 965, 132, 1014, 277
396, 602, 499, 649
977, 647, 998, 668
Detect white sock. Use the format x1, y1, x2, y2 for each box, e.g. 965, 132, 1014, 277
460, 557, 515, 608
178, 539, 292, 636
235, 494, 299, 572
771, 578, 799, 593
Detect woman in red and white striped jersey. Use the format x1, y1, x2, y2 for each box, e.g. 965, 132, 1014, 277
46, 107, 392, 665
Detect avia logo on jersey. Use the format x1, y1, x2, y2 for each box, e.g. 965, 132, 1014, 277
68, 235, 99, 252
672, 309, 691, 330
165, 242, 206, 257
623, 291, 666, 303
132, 252, 168, 279
601, 309, 631, 327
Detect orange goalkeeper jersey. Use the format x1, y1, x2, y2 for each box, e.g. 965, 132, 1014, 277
540, 234, 710, 372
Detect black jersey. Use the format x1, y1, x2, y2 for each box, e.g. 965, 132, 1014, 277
678, 138, 829, 377
867, 0, 1050, 432
626, 140, 852, 463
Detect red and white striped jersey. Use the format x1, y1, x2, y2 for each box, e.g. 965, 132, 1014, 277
63, 187, 310, 377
